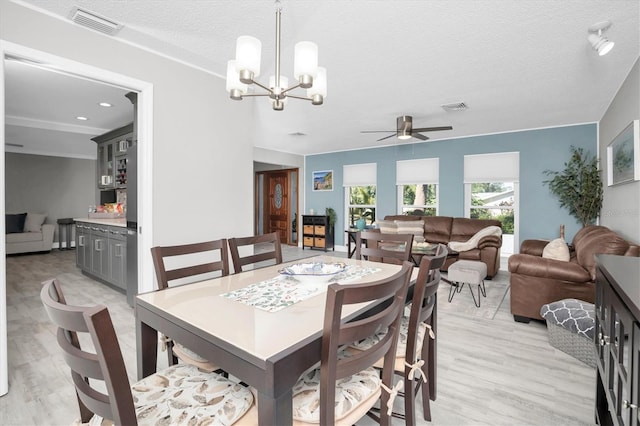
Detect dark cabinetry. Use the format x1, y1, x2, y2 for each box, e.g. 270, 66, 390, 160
75, 221, 127, 292
302, 215, 334, 251
92, 123, 133, 189
595, 255, 640, 426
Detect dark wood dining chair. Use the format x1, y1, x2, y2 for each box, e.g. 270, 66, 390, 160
40, 279, 254, 426
355, 230, 414, 264
151, 239, 229, 370
350, 244, 448, 424
228, 232, 283, 273
397, 244, 448, 424
241, 261, 413, 424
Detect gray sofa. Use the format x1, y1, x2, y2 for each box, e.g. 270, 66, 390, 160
5, 212, 54, 254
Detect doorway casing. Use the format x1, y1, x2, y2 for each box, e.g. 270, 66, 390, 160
0, 40, 154, 396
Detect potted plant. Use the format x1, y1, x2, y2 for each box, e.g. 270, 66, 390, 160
325, 207, 337, 231
543, 146, 603, 227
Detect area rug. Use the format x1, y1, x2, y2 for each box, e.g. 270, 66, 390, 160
436, 269, 510, 320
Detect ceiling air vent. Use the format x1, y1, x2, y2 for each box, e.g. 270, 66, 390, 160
68, 7, 123, 35
441, 102, 468, 112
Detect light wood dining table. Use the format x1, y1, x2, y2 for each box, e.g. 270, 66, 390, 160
135, 255, 408, 425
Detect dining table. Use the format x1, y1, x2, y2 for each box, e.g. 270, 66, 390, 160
135, 255, 410, 425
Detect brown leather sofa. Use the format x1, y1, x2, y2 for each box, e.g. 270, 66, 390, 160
383, 215, 502, 278
508, 225, 639, 323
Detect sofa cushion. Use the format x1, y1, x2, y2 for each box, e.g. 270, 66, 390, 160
450, 218, 501, 242
376, 220, 397, 234
6, 213, 27, 234
542, 238, 570, 261
423, 216, 453, 244
24, 213, 46, 233
6, 231, 43, 243
395, 220, 424, 237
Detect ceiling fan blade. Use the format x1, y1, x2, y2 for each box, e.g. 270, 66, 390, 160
361, 130, 395, 133
412, 133, 429, 141
376, 134, 397, 142
412, 126, 453, 132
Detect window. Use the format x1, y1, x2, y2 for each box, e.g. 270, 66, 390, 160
343, 163, 377, 227
347, 186, 377, 226
396, 158, 439, 216
399, 184, 438, 216
464, 152, 519, 254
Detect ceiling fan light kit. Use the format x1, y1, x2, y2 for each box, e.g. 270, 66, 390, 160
588, 20, 615, 56
226, 0, 327, 111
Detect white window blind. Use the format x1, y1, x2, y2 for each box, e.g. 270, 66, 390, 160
464, 152, 520, 183
343, 163, 377, 186
396, 158, 439, 185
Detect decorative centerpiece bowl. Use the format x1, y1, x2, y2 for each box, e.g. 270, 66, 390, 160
279, 261, 347, 284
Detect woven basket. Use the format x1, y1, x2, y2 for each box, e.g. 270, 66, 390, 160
546, 322, 596, 368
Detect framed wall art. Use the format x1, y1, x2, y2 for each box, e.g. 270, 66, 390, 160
312, 170, 333, 191
607, 120, 639, 186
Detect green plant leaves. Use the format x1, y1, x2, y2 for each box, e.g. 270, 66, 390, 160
543, 146, 603, 226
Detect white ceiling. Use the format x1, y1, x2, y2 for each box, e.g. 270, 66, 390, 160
5, 0, 640, 157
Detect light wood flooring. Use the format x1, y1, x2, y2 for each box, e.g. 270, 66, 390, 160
1, 248, 596, 425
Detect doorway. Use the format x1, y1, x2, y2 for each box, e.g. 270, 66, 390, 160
0, 40, 154, 397
255, 168, 299, 245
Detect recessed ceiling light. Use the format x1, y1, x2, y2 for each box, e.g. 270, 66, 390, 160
76, 116, 89, 121
99, 102, 113, 107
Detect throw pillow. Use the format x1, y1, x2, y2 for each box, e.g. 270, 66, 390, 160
5, 213, 27, 234
376, 220, 397, 234
542, 237, 570, 261
395, 220, 424, 237
24, 213, 47, 233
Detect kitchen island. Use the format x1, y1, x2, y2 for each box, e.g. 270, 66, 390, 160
74, 218, 128, 294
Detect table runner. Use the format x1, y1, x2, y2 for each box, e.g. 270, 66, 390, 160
221, 265, 381, 313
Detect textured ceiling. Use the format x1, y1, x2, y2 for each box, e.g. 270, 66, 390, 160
5, 0, 640, 157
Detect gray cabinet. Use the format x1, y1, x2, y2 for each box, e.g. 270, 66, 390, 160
92, 123, 133, 189
90, 225, 110, 280
108, 227, 127, 290
75, 223, 91, 269
75, 221, 127, 293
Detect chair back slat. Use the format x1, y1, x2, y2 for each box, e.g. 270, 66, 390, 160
40, 279, 137, 425
355, 231, 414, 264
320, 261, 413, 425
228, 232, 283, 273
151, 239, 230, 289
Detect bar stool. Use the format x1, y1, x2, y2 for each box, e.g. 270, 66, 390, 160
57, 218, 74, 250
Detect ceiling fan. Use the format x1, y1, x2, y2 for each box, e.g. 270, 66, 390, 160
361, 115, 453, 142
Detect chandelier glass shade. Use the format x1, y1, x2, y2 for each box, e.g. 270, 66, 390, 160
226, 1, 327, 111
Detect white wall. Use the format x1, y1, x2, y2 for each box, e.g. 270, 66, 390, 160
599, 58, 640, 242
0, 1, 254, 395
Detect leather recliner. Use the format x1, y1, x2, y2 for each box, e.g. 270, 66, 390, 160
508, 225, 639, 322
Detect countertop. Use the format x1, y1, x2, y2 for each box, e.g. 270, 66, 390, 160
74, 217, 127, 227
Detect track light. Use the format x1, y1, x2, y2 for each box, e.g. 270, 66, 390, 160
588, 21, 615, 56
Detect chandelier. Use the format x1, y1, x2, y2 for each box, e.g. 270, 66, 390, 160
225, 0, 327, 111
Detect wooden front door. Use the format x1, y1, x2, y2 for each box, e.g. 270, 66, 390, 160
266, 171, 289, 244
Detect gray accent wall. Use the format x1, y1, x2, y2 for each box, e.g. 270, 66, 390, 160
599, 58, 640, 242
305, 123, 598, 247
5, 153, 95, 245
